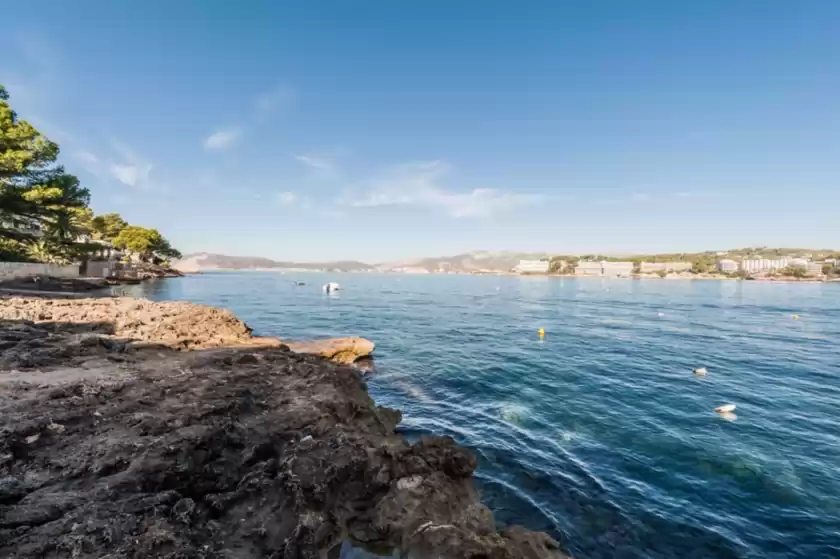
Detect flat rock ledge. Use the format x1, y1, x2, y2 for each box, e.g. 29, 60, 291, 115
0, 296, 568, 558
0, 296, 374, 364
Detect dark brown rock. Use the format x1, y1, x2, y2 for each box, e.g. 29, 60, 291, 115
0, 298, 568, 559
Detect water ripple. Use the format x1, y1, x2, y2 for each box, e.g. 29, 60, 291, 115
135, 273, 840, 559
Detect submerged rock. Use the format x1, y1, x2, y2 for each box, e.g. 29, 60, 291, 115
0, 301, 566, 559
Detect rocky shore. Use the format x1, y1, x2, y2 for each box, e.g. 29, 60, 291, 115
0, 296, 566, 558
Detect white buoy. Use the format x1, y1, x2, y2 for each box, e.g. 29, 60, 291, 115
693, 367, 708, 376
715, 404, 736, 413
323, 282, 341, 293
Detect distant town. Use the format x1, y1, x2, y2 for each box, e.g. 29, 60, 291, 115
509, 251, 839, 281
174, 249, 840, 281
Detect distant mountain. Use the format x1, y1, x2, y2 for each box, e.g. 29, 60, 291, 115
173, 250, 549, 274
172, 253, 373, 273
376, 251, 553, 273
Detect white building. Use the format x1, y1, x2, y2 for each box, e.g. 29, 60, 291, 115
575, 261, 634, 277
0, 216, 43, 238
807, 263, 824, 276
741, 258, 791, 274
602, 261, 634, 277
514, 259, 550, 274
575, 261, 604, 276
717, 259, 739, 273
788, 258, 809, 269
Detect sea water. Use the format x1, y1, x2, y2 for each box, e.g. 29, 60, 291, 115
125, 273, 840, 558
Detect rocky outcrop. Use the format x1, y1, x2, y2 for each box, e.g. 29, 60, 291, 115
0, 296, 258, 351
286, 337, 376, 365
0, 297, 374, 364
0, 299, 567, 558
129, 263, 184, 280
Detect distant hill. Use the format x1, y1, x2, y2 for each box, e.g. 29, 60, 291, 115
172, 250, 550, 274
376, 251, 552, 273
174, 248, 839, 275
172, 253, 374, 273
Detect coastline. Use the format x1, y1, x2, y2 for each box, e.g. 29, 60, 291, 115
0, 294, 566, 558
514, 273, 836, 284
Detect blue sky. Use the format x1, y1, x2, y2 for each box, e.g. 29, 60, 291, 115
2, 1, 838, 262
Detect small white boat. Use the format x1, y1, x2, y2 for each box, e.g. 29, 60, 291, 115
323, 282, 341, 293
715, 404, 736, 413
693, 367, 708, 376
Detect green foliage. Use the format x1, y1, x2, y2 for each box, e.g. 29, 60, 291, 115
656, 269, 667, 278
0, 86, 179, 265
25, 239, 69, 265
822, 264, 835, 276
112, 226, 162, 259
0, 85, 59, 184
780, 266, 808, 278
89, 212, 127, 241
690, 259, 712, 274
0, 237, 33, 262
153, 236, 182, 261
112, 225, 180, 262
1, 84, 88, 250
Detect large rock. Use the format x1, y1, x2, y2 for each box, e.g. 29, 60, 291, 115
0, 296, 256, 350
0, 315, 568, 559
0, 297, 374, 365
286, 337, 375, 364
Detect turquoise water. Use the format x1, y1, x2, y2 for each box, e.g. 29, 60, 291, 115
127, 273, 840, 558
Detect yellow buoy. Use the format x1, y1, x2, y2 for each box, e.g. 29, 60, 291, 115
538, 328, 545, 337
793, 314, 799, 320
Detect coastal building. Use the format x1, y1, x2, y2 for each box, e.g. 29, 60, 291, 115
575, 261, 634, 277
514, 259, 550, 274
788, 258, 809, 269
741, 258, 791, 274
574, 261, 604, 276
717, 259, 739, 273
602, 261, 634, 277
639, 262, 692, 273
0, 216, 42, 238
807, 263, 824, 276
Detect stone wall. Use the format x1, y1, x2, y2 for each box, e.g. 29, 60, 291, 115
0, 262, 80, 280
84, 260, 118, 278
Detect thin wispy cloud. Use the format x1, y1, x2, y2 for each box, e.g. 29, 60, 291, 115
200, 84, 294, 151
630, 193, 651, 201
294, 154, 333, 172
346, 160, 542, 218
204, 127, 241, 150
110, 163, 152, 188
72, 141, 158, 190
